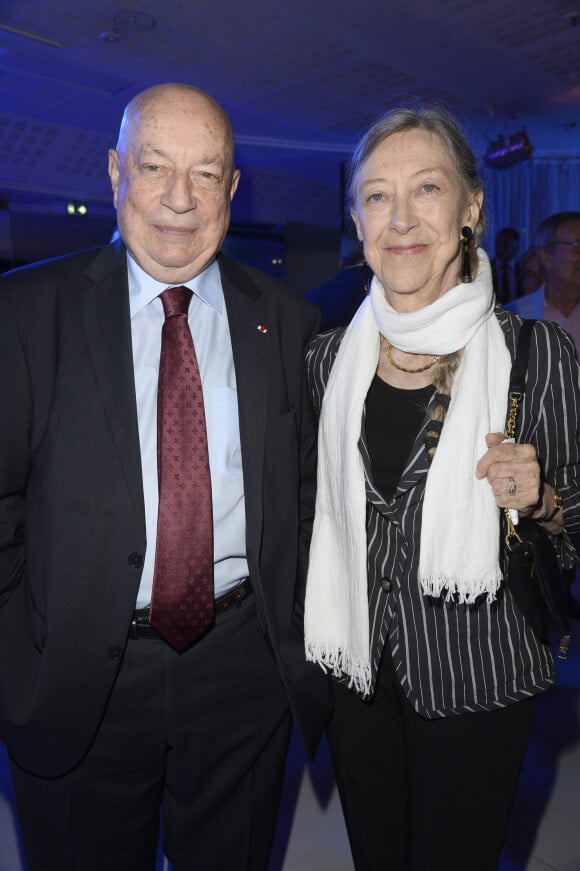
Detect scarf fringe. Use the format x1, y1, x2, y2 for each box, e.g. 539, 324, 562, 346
420, 572, 503, 605
305, 642, 372, 697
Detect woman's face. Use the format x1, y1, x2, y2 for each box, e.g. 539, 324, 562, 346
351, 128, 482, 313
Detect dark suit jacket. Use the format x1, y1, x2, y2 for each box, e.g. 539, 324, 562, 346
0, 242, 330, 776
491, 258, 523, 304
306, 264, 368, 331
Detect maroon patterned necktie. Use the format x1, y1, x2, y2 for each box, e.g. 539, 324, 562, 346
150, 286, 214, 651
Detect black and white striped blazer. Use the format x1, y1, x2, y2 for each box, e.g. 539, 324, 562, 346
306, 308, 580, 717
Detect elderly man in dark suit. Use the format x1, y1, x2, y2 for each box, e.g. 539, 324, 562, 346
0, 83, 330, 871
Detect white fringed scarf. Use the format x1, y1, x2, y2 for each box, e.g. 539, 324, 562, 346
304, 249, 511, 695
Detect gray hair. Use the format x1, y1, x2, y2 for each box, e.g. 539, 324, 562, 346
536, 211, 580, 250
346, 106, 486, 245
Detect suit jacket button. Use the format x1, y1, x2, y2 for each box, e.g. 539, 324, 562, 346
128, 552, 144, 568
381, 578, 391, 592
108, 646, 123, 661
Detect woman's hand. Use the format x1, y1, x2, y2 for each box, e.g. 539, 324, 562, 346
476, 432, 541, 515
476, 432, 563, 532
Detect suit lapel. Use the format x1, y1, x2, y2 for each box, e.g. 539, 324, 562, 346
393, 415, 432, 497
81, 244, 145, 526
218, 255, 269, 557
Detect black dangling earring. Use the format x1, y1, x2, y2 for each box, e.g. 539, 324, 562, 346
363, 260, 372, 294
460, 226, 473, 283
461, 225, 473, 284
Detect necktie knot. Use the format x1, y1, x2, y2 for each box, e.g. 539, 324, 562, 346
160, 285, 193, 319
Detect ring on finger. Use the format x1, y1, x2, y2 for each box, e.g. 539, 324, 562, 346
508, 477, 517, 496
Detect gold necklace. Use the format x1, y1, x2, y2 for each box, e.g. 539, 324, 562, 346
383, 339, 439, 374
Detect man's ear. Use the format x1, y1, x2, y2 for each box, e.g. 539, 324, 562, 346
108, 149, 120, 208
229, 168, 241, 202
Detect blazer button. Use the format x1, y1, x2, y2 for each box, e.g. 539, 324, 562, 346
108, 646, 123, 661
128, 552, 144, 568
381, 578, 392, 593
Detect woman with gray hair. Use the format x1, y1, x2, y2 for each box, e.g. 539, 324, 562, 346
305, 107, 580, 870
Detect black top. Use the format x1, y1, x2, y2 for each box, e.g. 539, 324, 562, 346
365, 375, 434, 500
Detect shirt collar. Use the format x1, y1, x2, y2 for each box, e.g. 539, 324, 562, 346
544, 283, 580, 317
127, 251, 223, 318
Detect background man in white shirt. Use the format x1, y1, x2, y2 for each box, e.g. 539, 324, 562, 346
507, 211, 580, 354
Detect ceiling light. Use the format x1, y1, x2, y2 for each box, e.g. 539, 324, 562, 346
65, 202, 89, 216
98, 29, 122, 43
483, 131, 533, 169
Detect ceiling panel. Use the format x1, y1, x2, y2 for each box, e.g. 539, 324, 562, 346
0, 0, 578, 249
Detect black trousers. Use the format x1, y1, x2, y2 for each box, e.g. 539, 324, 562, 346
10, 593, 292, 871
327, 647, 535, 871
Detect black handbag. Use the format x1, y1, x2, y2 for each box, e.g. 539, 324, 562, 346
503, 319, 571, 659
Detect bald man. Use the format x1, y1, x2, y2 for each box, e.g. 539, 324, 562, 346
0, 83, 330, 871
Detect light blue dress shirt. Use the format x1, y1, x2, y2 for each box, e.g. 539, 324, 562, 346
127, 253, 248, 609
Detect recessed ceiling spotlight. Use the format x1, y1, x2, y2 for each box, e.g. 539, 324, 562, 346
113, 11, 157, 32
564, 11, 579, 26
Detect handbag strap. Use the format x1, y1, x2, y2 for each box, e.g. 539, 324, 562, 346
504, 320, 536, 544
505, 319, 536, 440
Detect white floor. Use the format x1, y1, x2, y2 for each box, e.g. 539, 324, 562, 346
2, 616, 580, 871
270, 733, 353, 871
275, 616, 580, 871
